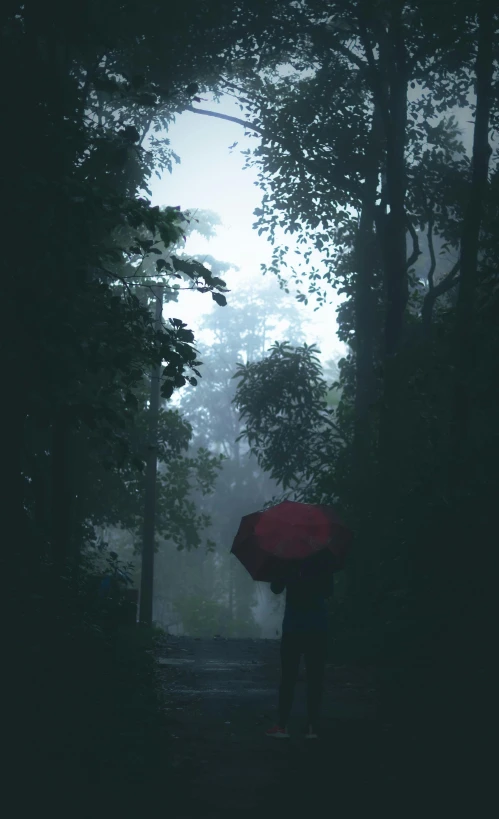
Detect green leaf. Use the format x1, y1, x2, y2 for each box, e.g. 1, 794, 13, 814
212, 292, 227, 306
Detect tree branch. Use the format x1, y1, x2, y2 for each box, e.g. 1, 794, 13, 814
320, 413, 347, 442
426, 206, 436, 291
405, 214, 421, 270
79, 54, 105, 123
421, 259, 460, 331
331, 40, 369, 72
185, 105, 263, 134
139, 117, 154, 147
186, 105, 360, 197
220, 78, 263, 108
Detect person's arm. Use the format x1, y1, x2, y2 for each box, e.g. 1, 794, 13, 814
270, 579, 286, 595
271, 560, 301, 593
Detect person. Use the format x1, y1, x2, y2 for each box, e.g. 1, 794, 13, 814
265, 550, 335, 740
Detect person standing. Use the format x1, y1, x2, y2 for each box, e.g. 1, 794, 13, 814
265, 551, 335, 739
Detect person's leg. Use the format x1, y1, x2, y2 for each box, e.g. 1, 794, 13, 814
303, 630, 328, 732
278, 631, 302, 728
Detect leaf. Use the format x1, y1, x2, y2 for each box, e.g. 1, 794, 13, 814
212, 292, 227, 306
177, 328, 195, 343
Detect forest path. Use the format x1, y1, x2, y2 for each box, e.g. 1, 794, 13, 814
155, 635, 403, 818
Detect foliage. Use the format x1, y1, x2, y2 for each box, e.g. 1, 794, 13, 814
169, 592, 262, 638
232, 341, 346, 493
3, 0, 317, 802
226, 1, 499, 744
152, 279, 313, 637
3, 0, 499, 791
9, 540, 171, 812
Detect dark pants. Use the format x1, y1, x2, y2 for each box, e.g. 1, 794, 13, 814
278, 630, 327, 730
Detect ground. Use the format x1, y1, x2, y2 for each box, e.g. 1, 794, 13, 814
155, 635, 407, 818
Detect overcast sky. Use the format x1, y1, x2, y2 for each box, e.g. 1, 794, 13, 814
146, 94, 348, 371
145, 82, 477, 382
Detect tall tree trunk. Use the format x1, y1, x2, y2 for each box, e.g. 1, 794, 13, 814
139, 287, 163, 627
383, 72, 408, 357
33, 454, 49, 556
349, 105, 384, 614
228, 560, 234, 635
360, 2, 409, 357
452, 0, 494, 463
353, 104, 383, 473
51, 408, 72, 574
3, 395, 28, 579
380, 1, 409, 356
364, 5, 409, 472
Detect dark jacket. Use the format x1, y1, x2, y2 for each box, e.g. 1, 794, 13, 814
271, 568, 334, 633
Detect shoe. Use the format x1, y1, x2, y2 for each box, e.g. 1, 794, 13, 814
305, 725, 318, 739
265, 724, 290, 738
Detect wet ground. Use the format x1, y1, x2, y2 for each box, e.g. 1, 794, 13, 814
155, 635, 404, 818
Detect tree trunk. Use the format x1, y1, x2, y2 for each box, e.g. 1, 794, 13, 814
369, 7, 409, 471
383, 81, 408, 357
228, 559, 234, 635
353, 104, 383, 473
360, 3, 409, 357
139, 286, 163, 627
33, 453, 49, 558
382, 7, 409, 358
51, 408, 72, 573
451, 0, 494, 464
3, 395, 28, 579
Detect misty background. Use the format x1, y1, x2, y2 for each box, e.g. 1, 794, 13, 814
97, 86, 475, 640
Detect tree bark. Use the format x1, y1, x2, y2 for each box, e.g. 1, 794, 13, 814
358, 5, 409, 474
452, 0, 494, 462
139, 286, 163, 627
228, 559, 234, 635
353, 103, 383, 472
358, 2, 409, 357
3, 396, 28, 578
51, 408, 72, 573
381, 9, 409, 357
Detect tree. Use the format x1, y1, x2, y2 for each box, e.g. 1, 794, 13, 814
3, 1, 324, 796
189, 2, 494, 470
214, 0, 499, 687
451, 0, 495, 466
155, 277, 320, 636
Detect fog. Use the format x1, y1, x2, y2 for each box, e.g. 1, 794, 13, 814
100, 74, 477, 641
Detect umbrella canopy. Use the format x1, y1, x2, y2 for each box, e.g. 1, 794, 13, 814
230, 500, 352, 581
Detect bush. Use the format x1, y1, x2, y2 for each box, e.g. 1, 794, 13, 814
170, 592, 262, 638
6, 550, 173, 815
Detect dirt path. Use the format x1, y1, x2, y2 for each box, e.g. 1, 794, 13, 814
156, 636, 401, 818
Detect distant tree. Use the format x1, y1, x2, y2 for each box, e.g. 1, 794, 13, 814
153, 276, 328, 636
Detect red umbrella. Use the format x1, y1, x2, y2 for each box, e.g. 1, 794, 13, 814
230, 500, 352, 582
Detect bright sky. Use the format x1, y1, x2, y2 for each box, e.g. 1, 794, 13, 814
145, 87, 476, 380
146, 94, 348, 371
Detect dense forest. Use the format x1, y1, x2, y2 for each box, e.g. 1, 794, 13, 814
3, 0, 497, 812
